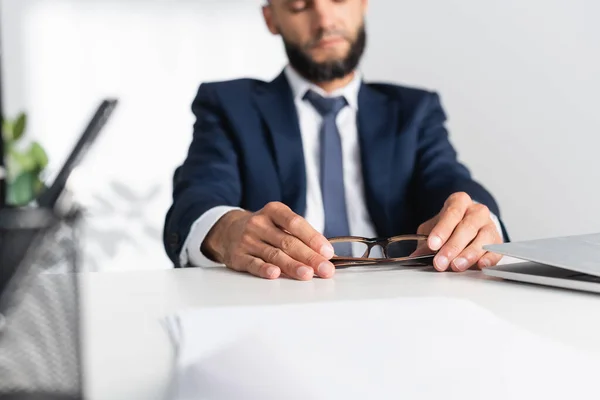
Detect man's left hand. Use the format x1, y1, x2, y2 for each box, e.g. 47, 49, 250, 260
417, 192, 503, 272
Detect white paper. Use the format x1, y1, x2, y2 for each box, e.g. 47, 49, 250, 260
165, 298, 600, 400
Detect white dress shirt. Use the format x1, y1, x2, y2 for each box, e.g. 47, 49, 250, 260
180, 66, 501, 267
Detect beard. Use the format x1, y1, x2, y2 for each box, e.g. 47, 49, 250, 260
282, 23, 367, 83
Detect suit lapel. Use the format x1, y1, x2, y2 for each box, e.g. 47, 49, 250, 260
253, 72, 307, 216
251, 75, 401, 231
357, 83, 401, 236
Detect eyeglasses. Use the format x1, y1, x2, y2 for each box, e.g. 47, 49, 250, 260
328, 234, 436, 268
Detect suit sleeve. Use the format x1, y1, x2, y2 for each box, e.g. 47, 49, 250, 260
413, 92, 509, 240
163, 84, 243, 266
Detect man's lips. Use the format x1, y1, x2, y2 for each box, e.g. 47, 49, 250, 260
313, 36, 346, 48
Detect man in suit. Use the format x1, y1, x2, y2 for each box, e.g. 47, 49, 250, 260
163, 0, 508, 280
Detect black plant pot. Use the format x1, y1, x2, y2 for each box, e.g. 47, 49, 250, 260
0, 206, 83, 400
0, 207, 58, 298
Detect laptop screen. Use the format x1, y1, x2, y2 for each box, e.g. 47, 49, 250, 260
36, 99, 118, 209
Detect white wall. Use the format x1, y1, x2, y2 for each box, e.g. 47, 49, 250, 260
2, 0, 599, 271
364, 0, 600, 243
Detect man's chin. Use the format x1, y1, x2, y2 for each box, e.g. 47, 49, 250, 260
307, 50, 350, 66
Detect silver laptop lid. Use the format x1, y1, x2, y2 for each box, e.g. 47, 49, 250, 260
484, 233, 600, 278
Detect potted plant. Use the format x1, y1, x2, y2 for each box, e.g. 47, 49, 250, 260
0, 117, 84, 400
1, 112, 54, 282
2, 112, 48, 206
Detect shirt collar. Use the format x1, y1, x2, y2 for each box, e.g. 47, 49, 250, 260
284, 65, 361, 111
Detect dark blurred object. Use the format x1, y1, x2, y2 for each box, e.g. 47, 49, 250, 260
0, 97, 116, 399
36, 99, 117, 210
0, 2, 6, 208
0, 208, 56, 296
0, 207, 83, 400
0, 96, 117, 297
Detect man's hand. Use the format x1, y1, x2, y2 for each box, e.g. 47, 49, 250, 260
417, 192, 503, 272
201, 202, 336, 280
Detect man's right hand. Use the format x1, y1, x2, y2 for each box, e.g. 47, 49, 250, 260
201, 202, 336, 280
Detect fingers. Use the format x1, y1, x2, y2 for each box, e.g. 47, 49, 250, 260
233, 255, 281, 280
433, 202, 490, 271
409, 239, 434, 257
263, 202, 334, 259
232, 221, 316, 281
246, 205, 335, 278
477, 251, 503, 269
230, 234, 313, 280
414, 219, 438, 258
450, 224, 500, 272
427, 192, 471, 252
417, 217, 438, 236
409, 244, 430, 257
224, 202, 336, 280
262, 225, 335, 278
258, 245, 314, 281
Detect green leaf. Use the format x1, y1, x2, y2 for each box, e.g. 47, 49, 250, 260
2, 118, 14, 141
6, 171, 36, 206
13, 113, 27, 141
8, 147, 36, 172
5, 152, 21, 181
29, 141, 49, 170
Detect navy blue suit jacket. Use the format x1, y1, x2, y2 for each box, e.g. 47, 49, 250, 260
164, 71, 507, 266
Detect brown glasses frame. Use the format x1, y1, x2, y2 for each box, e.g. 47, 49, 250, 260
328, 234, 436, 268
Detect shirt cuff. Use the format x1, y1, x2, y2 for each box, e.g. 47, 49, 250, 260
179, 206, 243, 268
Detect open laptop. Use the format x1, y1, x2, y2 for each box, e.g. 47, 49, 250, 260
483, 233, 600, 294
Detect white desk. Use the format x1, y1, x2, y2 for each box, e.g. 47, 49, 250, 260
82, 265, 600, 400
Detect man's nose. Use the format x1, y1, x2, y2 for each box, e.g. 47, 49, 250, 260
312, 0, 337, 32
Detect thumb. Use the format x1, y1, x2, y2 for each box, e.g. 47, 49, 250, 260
417, 215, 439, 235
417, 215, 444, 253
409, 242, 433, 257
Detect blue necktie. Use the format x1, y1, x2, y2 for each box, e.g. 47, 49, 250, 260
304, 90, 352, 256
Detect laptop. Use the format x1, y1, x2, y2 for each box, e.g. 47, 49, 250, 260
483, 233, 600, 294
36, 99, 119, 209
